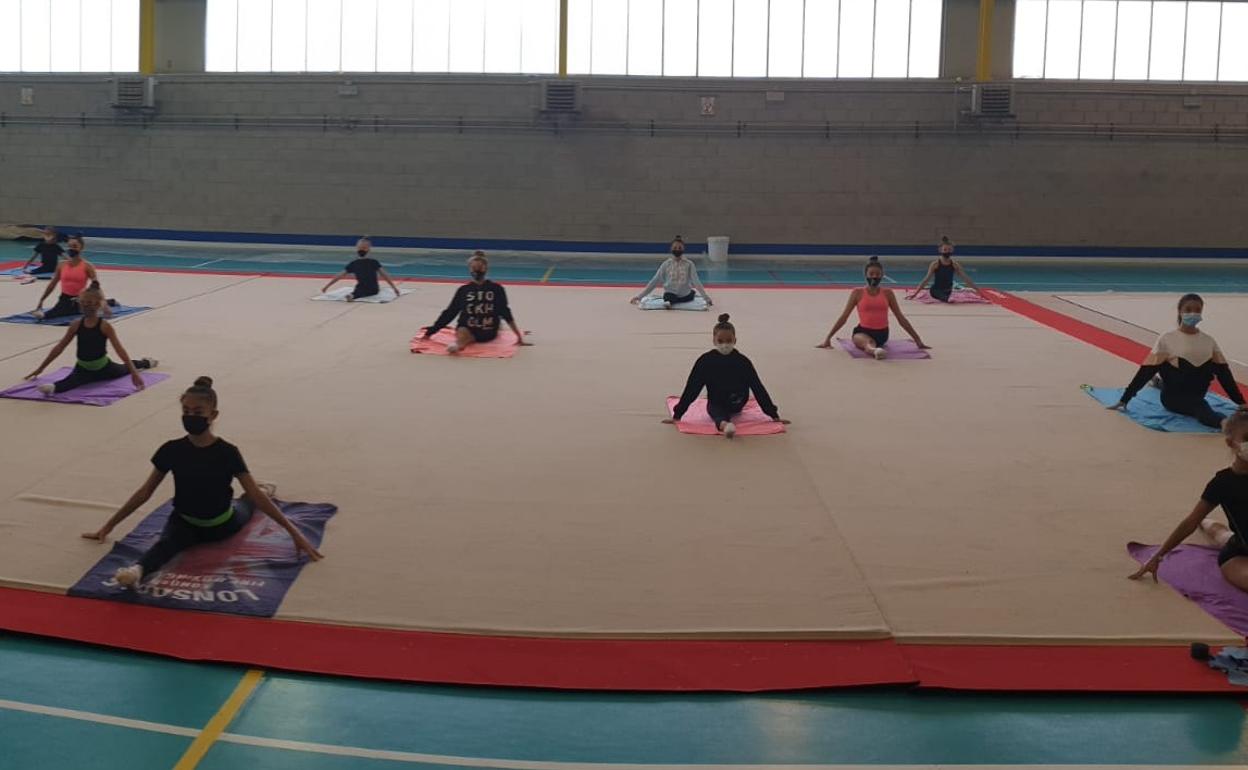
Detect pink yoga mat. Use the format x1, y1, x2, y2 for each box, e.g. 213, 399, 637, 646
910, 289, 990, 305
836, 339, 931, 360
664, 397, 787, 436
410, 328, 526, 358
1127, 542, 1248, 637
1, 367, 169, 406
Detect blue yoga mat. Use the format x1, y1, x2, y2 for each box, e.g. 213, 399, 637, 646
69, 498, 335, 617
1083, 385, 1237, 433
1, 305, 151, 326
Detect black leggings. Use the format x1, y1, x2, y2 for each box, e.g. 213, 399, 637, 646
929, 285, 952, 303
706, 399, 744, 428
350, 284, 379, 299
663, 290, 697, 304
43, 293, 80, 319
54, 358, 153, 393
137, 497, 255, 575
1161, 389, 1225, 429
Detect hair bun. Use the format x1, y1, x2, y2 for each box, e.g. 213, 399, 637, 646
193, 376, 214, 388
868, 255, 880, 262
718, 313, 730, 323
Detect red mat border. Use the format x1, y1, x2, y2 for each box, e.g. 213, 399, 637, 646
1, 283, 1244, 692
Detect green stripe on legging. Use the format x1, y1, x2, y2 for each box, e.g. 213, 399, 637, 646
178, 506, 234, 528
75, 354, 111, 371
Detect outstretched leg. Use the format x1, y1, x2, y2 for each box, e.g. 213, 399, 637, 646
1162, 391, 1226, 429
1222, 557, 1248, 592
706, 401, 739, 438
447, 326, 475, 355
852, 332, 886, 360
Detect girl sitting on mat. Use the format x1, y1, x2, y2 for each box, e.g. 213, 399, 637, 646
1110, 293, 1245, 429
1130, 410, 1248, 592
665, 314, 789, 439
907, 237, 985, 303
419, 252, 529, 354
631, 236, 713, 309
82, 376, 323, 587
23, 284, 156, 396
320, 236, 400, 301
32, 235, 115, 320
20, 227, 64, 278
817, 256, 930, 359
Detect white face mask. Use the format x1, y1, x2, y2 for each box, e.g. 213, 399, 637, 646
715, 343, 735, 355
1238, 442, 1248, 462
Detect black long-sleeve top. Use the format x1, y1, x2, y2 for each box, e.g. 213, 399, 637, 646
426, 281, 514, 336
1121, 329, 1245, 405
673, 349, 779, 420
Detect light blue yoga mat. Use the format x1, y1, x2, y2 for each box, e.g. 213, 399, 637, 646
1, 305, 151, 326
1083, 385, 1237, 433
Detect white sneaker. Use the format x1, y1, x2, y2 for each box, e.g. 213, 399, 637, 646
145, 358, 159, 369
30, 309, 45, 320
446, 343, 461, 355
723, 422, 737, 439
36, 383, 54, 395
873, 347, 888, 360
114, 564, 143, 588
663, 301, 672, 309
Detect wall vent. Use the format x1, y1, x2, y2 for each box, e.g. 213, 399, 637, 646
541, 80, 581, 113
971, 84, 1013, 117
112, 76, 156, 110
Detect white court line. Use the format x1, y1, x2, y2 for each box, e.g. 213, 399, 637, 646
0, 698, 199, 738
189, 258, 225, 269
0, 698, 1241, 769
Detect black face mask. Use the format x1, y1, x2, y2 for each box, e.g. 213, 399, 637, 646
357, 249, 368, 257
68, 249, 81, 258
866, 276, 882, 287
672, 250, 684, 258
471, 270, 486, 281
182, 415, 211, 436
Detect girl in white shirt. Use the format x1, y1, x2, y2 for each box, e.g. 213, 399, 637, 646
1112, 293, 1245, 428
631, 237, 713, 308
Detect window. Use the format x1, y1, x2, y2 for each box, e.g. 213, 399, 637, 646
205, 0, 942, 77
0, 0, 139, 72
1014, 1, 1246, 81
206, 0, 559, 73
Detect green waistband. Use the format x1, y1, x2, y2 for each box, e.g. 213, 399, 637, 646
76, 354, 110, 371
178, 505, 234, 528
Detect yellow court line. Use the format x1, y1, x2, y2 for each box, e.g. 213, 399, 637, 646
540, 265, 557, 283
172, 668, 265, 770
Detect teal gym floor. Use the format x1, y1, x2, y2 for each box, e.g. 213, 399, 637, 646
3, 239, 1248, 768
3, 635, 1246, 769
5, 239, 1248, 292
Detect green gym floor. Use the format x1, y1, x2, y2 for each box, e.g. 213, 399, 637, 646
3, 240, 1248, 768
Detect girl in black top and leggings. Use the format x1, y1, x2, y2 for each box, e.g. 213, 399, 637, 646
83, 377, 324, 587
1131, 410, 1248, 592
23, 284, 156, 395
908, 237, 984, 302
665, 314, 790, 439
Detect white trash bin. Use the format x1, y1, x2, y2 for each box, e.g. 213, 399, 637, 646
707, 236, 730, 263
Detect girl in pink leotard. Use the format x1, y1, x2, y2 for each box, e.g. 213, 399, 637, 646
817, 256, 929, 360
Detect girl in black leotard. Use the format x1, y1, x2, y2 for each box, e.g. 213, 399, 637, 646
1111, 293, 1245, 428
23, 284, 157, 395
908, 237, 984, 302
1130, 410, 1248, 592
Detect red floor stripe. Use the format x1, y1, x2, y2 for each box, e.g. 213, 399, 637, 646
988, 288, 1243, 399
0, 588, 913, 692
904, 644, 1243, 693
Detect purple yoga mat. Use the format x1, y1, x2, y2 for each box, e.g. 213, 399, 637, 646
1127, 542, 1248, 637
0, 367, 169, 406
836, 338, 931, 360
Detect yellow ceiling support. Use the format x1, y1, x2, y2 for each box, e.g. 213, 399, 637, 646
139, 0, 156, 75
976, 0, 995, 81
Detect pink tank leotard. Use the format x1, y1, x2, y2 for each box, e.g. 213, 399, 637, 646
856, 288, 889, 329
60, 259, 89, 297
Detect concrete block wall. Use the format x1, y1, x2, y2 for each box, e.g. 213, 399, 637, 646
2, 75, 1248, 248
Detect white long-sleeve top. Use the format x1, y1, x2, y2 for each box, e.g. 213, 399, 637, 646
635, 257, 710, 301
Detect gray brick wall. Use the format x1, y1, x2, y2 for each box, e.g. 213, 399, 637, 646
1, 75, 1247, 248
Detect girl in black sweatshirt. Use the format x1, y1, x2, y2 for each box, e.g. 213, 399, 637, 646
665, 314, 789, 439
